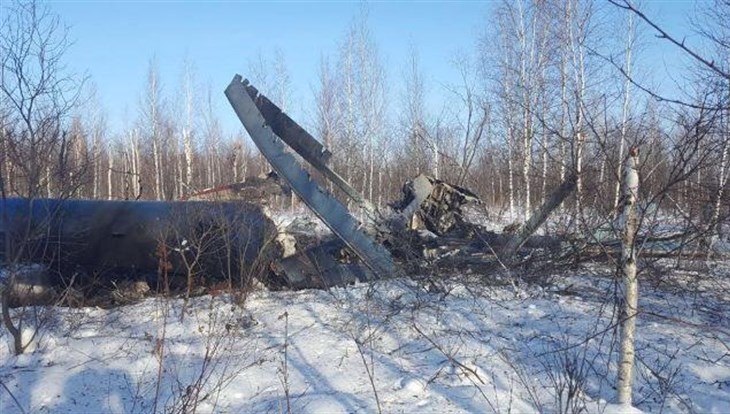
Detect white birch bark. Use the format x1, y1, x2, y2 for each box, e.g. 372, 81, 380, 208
567, 0, 587, 213
183, 66, 194, 196
45, 165, 52, 198
92, 128, 101, 199
709, 73, 730, 245
432, 139, 439, 180
558, 28, 568, 187
107, 146, 114, 200
144, 62, 164, 200
502, 44, 516, 219
152, 139, 161, 200
517, 0, 532, 221
131, 129, 141, 199
614, 11, 635, 211
232, 142, 241, 183
508, 129, 515, 219
709, 130, 729, 249
1, 129, 11, 195
617, 146, 640, 405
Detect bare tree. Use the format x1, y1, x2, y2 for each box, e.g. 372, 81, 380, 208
0, 0, 86, 354
609, 0, 730, 243
140, 58, 166, 200
495, 0, 552, 219
400, 45, 433, 178
0, 0, 86, 198
181, 59, 196, 197
446, 54, 489, 188
202, 84, 222, 188
247, 48, 292, 178
564, 0, 591, 213
322, 10, 389, 207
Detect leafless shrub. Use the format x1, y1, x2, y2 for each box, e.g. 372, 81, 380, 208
154, 201, 278, 302
634, 344, 692, 412
1, 0, 88, 355
143, 293, 262, 414
540, 343, 593, 414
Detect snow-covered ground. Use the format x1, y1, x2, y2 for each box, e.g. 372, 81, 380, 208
1, 261, 729, 413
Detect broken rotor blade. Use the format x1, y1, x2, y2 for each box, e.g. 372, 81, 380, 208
225, 75, 400, 280
240, 81, 378, 223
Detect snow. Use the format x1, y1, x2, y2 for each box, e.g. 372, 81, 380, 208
1, 262, 729, 414
604, 403, 644, 414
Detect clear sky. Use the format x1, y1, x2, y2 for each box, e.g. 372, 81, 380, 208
46, 0, 699, 138
50, 0, 492, 136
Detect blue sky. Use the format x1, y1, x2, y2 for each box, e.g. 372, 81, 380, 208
47, 0, 698, 137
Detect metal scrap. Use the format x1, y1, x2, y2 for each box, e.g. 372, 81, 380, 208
393, 174, 482, 236
183, 171, 292, 204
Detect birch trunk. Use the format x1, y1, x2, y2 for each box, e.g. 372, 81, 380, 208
1, 129, 11, 195
508, 130, 515, 219
518, 4, 532, 221
540, 89, 548, 206
614, 12, 635, 211
715, 135, 729, 229
559, 46, 568, 186
522, 115, 532, 221
183, 70, 194, 194
92, 130, 101, 199
566, 0, 587, 213
432, 140, 439, 180
45, 165, 52, 198
709, 74, 730, 248
131, 129, 141, 199
708, 133, 729, 257
152, 139, 162, 200
107, 146, 114, 200
233, 143, 240, 183
617, 146, 640, 405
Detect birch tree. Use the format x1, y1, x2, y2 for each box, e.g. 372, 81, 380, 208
697, 2, 730, 245
246, 48, 293, 178
181, 59, 196, 197
565, 0, 590, 213
314, 55, 340, 192
141, 59, 165, 200
128, 128, 142, 199
400, 46, 433, 177
614, 9, 636, 211
488, 9, 519, 218
334, 10, 387, 204
202, 85, 222, 188
83, 85, 107, 200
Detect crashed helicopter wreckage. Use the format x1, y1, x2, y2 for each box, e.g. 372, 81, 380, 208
1, 75, 580, 307
224, 75, 577, 286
